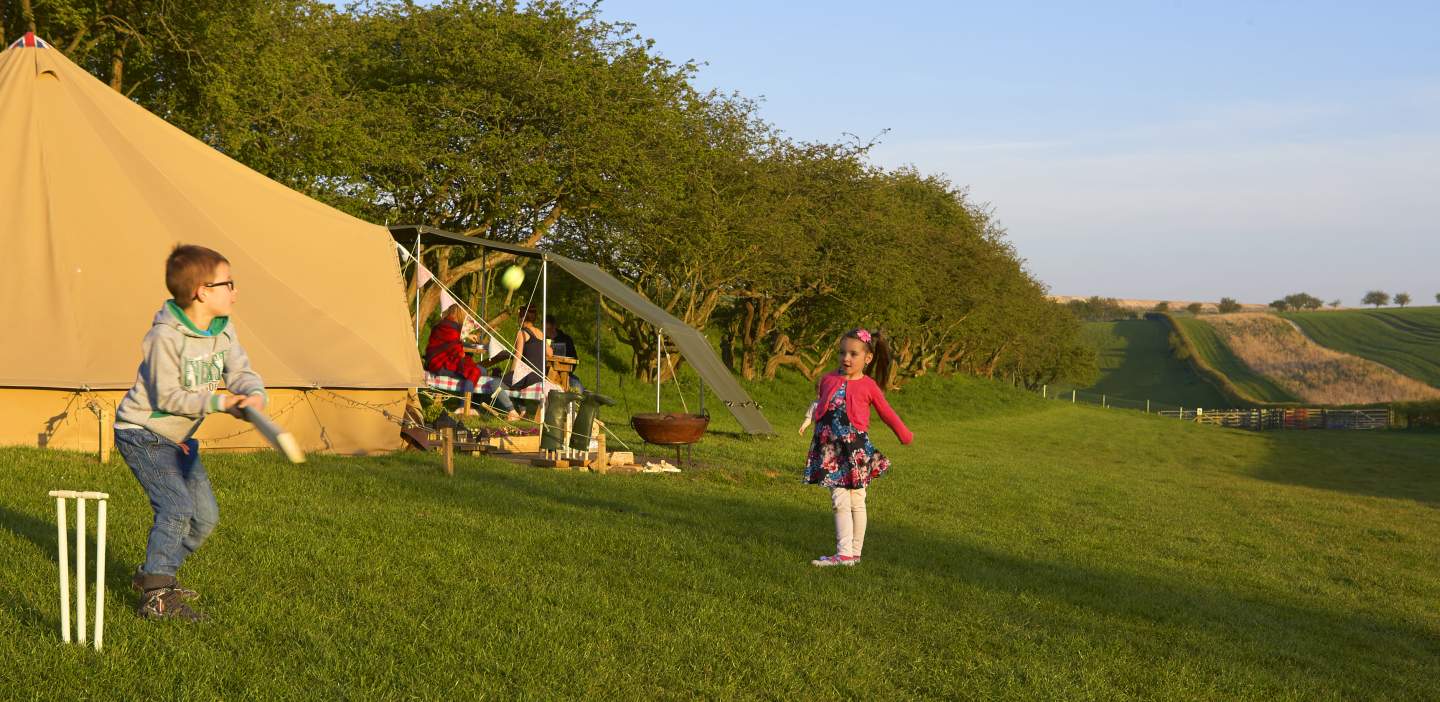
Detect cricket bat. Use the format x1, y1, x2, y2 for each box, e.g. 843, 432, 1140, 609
243, 406, 305, 463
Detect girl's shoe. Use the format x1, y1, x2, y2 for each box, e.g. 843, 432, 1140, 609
810, 554, 860, 567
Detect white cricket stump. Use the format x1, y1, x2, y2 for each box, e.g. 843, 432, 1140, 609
48, 490, 108, 651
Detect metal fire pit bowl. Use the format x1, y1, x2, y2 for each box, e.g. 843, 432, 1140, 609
630, 412, 709, 466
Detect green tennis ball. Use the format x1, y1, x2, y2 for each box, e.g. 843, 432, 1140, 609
501, 265, 525, 291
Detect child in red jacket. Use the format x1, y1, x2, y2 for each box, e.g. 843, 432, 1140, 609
804, 328, 913, 567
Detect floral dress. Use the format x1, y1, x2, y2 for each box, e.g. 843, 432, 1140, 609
803, 381, 891, 488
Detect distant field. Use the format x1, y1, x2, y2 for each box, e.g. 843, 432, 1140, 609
1282, 307, 1440, 388
1201, 314, 1440, 405
1171, 316, 1299, 404
1073, 320, 1231, 408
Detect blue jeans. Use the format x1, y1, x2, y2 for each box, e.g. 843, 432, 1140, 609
114, 428, 219, 577
481, 388, 516, 412
434, 370, 515, 411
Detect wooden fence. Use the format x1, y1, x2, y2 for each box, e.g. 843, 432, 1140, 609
1154, 408, 1391, 431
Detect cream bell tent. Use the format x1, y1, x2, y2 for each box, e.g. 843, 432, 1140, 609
0, 34, 423, 455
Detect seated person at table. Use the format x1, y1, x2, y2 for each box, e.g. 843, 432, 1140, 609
545, 314, 584, 392
488, 306, 547, 392
424, 304, 518, 418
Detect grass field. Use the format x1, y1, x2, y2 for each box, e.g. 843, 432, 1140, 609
1070, 319, 1231, 408
1171, 316, 1300, 404
3, 373, 1439, 699
1282, 307, 1440, 388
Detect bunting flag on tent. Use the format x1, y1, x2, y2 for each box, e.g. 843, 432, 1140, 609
394, 242, 436, 287
484, 335, 507, 359
438, 288, 457, 313
7, 33, 50, 49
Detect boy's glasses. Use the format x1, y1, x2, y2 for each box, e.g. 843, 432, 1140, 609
195, 280, 236, 300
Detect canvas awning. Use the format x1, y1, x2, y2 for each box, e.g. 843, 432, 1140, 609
390, 226, 774, 435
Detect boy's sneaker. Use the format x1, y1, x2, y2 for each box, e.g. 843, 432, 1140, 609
131, 569, 199, 601
810, 554, 860, 567
138, 586, 208, 622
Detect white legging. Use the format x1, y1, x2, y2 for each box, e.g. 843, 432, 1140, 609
830, 487, 868, 557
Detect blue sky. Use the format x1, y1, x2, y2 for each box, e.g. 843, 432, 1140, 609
596, 1, 1440, 304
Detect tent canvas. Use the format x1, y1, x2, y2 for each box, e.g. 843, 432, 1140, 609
390, 225, 774, 435
1, 36, 423, 454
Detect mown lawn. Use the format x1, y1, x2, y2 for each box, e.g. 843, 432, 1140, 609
2, 374, 1437, 699
1066, 319, 1232, 409
1173, 316, 1299, 404
1283, 307, 1440, 388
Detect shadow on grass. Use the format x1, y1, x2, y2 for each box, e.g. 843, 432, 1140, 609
367, 456, 1439, 694
1248, 430, 1440, 506
0, 503, 137, 636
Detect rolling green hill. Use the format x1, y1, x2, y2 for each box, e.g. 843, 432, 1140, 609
1168, 315, 1300, 404
1282, 307, 1440, 388
1072, 319, 1231, 408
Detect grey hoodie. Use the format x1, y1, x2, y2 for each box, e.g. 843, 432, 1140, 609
114, 300, 267, 443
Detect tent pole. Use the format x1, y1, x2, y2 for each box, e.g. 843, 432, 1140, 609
481, 246, 488, 320
413, 234, 422, 341
655, 330, 662, 413
595, 293, 602, 393
541, 257, 548, 391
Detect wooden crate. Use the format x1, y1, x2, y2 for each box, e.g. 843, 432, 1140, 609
479, 433, 542, 453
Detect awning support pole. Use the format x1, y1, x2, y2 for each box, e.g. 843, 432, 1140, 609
413, 234, 422, 340
655, 330, 662, 413
595, 293, 602, 393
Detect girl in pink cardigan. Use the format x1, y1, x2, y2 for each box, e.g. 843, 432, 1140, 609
803, 328, 914, 567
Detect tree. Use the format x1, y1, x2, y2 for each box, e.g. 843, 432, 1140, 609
1064, 296, 1136, 322
1395, 292, 1411, 308
1217, 297, 1242, 314
602, 92, 793, 380
1362, 290, 1390, 308
338, 1, 705, 326
0, 0, 307, 100
1152, 301, 1170, 312
1329, 299, 1342, 309
1283, 292, 1323, 311
1005, 301, 1098, 391
1186, 302, 1203, 315
1269, 299, 1289, 312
